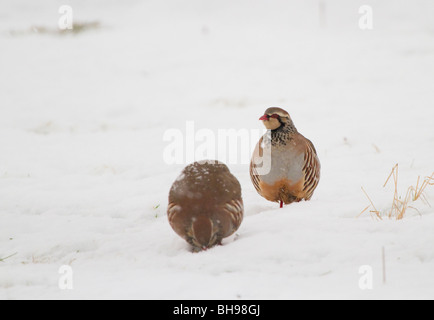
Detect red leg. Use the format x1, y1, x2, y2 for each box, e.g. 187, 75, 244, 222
280, 200, 283, 208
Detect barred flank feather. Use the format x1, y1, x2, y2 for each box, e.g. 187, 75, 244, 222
302, 139, 321, 200
223, 199, 244, 228
250, 160, 261, 194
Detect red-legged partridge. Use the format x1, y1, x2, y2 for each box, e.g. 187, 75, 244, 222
250, 107, 320, 208
168, 160, 243, 251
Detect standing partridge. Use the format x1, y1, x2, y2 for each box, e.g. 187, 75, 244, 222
168, 160, 243, 251
250, 107, 320, 208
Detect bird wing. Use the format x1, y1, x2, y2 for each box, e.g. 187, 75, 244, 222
302, 138, 320, 200
249, 136, 263, 193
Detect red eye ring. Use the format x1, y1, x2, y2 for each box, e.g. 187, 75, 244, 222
270, 114, 280, 119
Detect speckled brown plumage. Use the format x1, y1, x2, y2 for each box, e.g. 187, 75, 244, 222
168, 160, 243, 251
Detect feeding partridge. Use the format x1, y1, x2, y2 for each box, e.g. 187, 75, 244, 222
168, 160, 243, 251
250, 107, 320, 208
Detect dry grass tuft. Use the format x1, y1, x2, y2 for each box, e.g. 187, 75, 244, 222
8, 21, 100, 37
0, 252, 17, 262
359, 186, 381, 220
359, 164, 434, 220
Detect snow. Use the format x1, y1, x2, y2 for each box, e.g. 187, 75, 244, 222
1, 0, 434, 299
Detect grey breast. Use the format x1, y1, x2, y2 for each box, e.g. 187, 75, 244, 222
258, 137, 305, 186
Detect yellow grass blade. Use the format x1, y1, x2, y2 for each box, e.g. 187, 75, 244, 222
360, 165, 433, 220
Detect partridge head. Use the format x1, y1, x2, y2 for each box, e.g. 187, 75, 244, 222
259, 107, 295, 131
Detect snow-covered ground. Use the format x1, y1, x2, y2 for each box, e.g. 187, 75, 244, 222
1, 0, 434, 299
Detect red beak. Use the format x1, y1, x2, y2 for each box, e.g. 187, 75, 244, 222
259, 115, 269, 121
